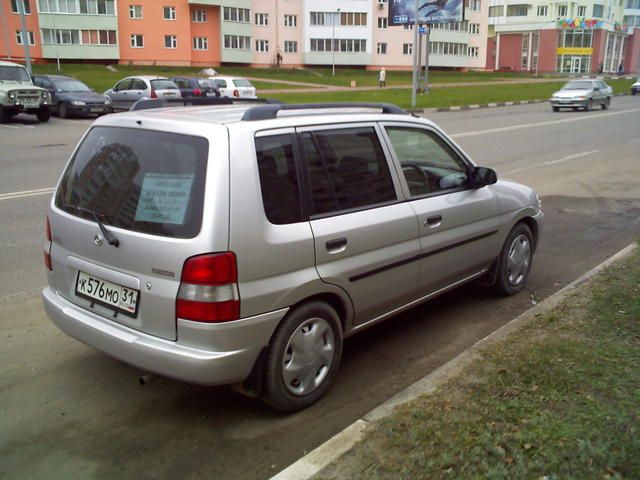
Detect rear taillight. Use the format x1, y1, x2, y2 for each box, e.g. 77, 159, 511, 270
44, 216, 52, 271
193, 88, 202, 96
233, 89, 239, 98
150, 88, 157, 99
176, 252, 239, 323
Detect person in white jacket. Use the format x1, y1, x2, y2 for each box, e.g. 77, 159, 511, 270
379, 68, 386, 88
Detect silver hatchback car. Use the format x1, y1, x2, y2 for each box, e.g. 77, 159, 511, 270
104, 75, 181, 111
43, 101, 543, 411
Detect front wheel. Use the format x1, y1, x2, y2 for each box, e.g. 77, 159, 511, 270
36, 109, 51, 122
57, 102, 68, 119
493, 223, 534, 296
552, 106, 559, 112
601, 98, 610, 110
261, 302, 343, 412
585, 99, 593, 111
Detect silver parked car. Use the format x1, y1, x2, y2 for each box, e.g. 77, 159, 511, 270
104, 76, 181, 110
631, 77, 640, 95
550, 79, 612, 112
42, 102, 543, 412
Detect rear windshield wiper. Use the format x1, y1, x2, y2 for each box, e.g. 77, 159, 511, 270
75, 206, 120, 248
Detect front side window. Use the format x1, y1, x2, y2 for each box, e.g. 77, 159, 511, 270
385, 127, 468, 197
301, 127, 396, 216
255, 135, 302, 225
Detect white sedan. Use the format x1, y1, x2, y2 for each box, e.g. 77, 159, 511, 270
209, 76, 257, 99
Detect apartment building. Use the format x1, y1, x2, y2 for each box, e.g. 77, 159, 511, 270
487, 0, 640, 74
1, 0, 43, 60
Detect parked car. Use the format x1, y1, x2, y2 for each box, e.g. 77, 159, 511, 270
0, 60, 51, 123
631, 78, 640, 95
33, 74, 112, 118
42, 102, 543, 412
170, 76, 220, 98
550, 79, 612, 112
104, 76, 181, 110
210, 76, 256, 98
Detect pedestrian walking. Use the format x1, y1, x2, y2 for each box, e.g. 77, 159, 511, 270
378, 68, 386, 88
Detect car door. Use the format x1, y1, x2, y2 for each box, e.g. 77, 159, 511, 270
213, 79, 230, 97
124, 78, 147, 108
298, 124, 422, 326
109, 78, 132, 109
381, 123, 502, 296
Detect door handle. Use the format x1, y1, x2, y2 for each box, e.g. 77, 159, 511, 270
326, 237, 347, 254
424, 215, 442, 227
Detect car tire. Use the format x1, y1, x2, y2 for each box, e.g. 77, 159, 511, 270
0, 107, 5, 123
602, 98, 610, 110
552, 106, 559, 112
261, 301, 343, 412
58, 103, 68, 119
36, 109, 51, 122
493, 223, 534, 296
585, 99, 593, 111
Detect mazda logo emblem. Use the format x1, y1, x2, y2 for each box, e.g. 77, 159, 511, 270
94, 234, 104, 247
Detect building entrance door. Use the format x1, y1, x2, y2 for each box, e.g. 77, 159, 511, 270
571, 57, 581, 73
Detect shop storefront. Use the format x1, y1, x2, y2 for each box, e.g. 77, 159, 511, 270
556, 28, 593, 73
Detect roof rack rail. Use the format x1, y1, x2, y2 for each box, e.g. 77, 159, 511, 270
130, 96, 281, 112
241, 102, 407, 121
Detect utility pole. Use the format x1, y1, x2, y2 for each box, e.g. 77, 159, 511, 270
17, 0, 32, 75
411, 0, 419, 107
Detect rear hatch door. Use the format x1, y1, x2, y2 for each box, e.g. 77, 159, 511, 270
49, 124, 215, 340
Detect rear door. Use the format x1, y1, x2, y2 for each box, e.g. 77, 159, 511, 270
299, 124, 421, 325
109, 78, 132, 109
49, 125, 216, 340
381, 123, 501, 295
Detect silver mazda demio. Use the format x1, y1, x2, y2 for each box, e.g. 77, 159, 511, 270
43, 101, 543, 412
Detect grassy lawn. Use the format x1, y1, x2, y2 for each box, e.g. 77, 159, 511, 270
263, 79, 635, 109
317, 246, 640, 480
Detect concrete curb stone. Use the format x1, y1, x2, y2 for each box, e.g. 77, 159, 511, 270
269, 242, 638, 480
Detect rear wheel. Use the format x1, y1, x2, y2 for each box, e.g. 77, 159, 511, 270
36, 109, 50, 122
261, 302, 343, 412
493, 223, 534, 296
57, 102, 68, 119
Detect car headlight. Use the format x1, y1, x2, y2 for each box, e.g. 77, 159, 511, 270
104, 97, 111, 104
71, 100, 86, 106
551, 95, 559, 100
536, 193, 542, 211
41, 91, 48, 99
575, 96, 585, 100
8, 92, 16, 99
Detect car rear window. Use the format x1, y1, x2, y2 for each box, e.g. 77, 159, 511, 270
55, 127, 208, 238
198, 79, 213, 88
233, 78, 253, 87
150, 79, 178, 90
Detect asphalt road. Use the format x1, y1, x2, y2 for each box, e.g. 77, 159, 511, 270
1, 97, 639, 480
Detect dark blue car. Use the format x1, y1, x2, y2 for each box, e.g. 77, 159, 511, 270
32, 74, 113, 118
170, 77, 220, 98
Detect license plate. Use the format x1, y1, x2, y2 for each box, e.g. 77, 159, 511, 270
22, 100, 39, 107
90, 107, 103, 113
164, 92, 176, 97
206, 92, 216, 97
75, 271, 139, 317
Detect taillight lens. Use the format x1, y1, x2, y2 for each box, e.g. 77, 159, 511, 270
193, 88, 202, 96
44, 216, 52, 271
176, 252, 239, 323
233, 89, 239, 98
150, 88, 157, 99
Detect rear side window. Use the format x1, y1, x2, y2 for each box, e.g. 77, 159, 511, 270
150, 79, 177, 90
255, 135, 302, 225
233, 78, 252, 87
55, 127, 208, 238
301, 127, 397, 216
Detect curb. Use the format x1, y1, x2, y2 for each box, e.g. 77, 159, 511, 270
412, 92, 631, 113
270, 242, 638, 480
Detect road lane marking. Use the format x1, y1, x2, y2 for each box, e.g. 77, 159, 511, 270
0, 187, 55, 201
0, 124, 20, 129
450, 107, 640, 138
503, 150, 599, 175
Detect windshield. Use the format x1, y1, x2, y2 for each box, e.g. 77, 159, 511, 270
0, 65, 31, 82
150, 79, 178, 90
56, 127, 209, 238
563, 81, 593, 90
233, 78, 253, 87
55, 80, 91, 92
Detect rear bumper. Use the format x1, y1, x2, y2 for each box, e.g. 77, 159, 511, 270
42, 287, 286, 386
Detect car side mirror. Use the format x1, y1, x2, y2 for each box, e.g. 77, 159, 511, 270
469, 167, 497, 188
594, 86, 600, 91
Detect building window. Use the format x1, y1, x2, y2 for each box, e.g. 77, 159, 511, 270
468, 46, 479, 58
129, 5, 142, 19
377, 42, 387, 54
340, 12, 367, 26
404, 24, 413, 30
11, 0, 30, 14
223, 7, 250, 23
469, 23, 480, 34
507, 4, 529, 16
255, 39, 269, 52
130, 34, 143, 48
430, 41, 468, 56
284, 40, 297, 53
191, 9, 206, 22
537, 5, 548, 16
164, 35, 177, 49
378, 17, 388, 28
63, 0, 114, 15
592, 4, 603, 17
489, 6, 503, 16
193, 37, 208, 50
42, 0, 78, 13
284, 14, 297, 27
557, 5, 568, 16
310, 12, 330, 26
521, 34, 529, 70
163, 6, 176, 20
255, 13, 268, 26
15, 30, 35, 45
223, 34, 251, 50
468, 0, 481, 11
431, 21, 468, 31
309, 38, 366, 52
80, 29, 116, 44
576, 5, 586, 16
403, 43, 412, 55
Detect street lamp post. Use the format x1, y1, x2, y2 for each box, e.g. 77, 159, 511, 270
332, 8, 341, 76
